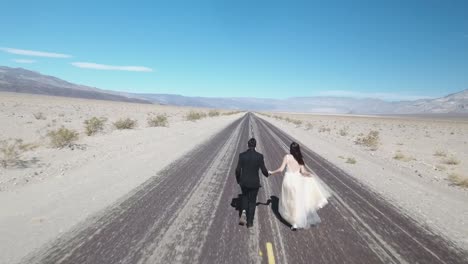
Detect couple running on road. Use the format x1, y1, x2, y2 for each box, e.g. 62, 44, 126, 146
235, 138, 331, 230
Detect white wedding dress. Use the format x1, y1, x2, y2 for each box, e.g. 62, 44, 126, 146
278, 155, 331, 229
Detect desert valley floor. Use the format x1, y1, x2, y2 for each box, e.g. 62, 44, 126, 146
1, 92, 467, 264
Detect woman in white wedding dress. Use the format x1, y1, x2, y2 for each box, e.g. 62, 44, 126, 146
269, 142, 331, 230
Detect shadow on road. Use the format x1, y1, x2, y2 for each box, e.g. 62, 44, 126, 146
259, 195, 291, 228
231, 194, 291, 228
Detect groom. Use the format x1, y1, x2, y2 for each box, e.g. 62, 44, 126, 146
235, 138, 270, 228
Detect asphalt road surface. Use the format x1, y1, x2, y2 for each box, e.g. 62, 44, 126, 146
24, 113, 468, 264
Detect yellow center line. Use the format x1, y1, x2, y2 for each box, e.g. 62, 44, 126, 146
266, 242, 276, 264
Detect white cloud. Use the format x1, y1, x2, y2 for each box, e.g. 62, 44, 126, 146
71, 62, 153, 72
0, 47, 71, 58
12, 59, 36, 64
317, 90, 433, 101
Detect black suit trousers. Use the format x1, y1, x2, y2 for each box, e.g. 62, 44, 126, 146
241, 186, 259, 225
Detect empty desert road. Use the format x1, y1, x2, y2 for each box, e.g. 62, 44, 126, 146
23, 113, 467, 264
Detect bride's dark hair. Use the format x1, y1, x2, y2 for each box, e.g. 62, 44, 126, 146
290, 142, 304, 165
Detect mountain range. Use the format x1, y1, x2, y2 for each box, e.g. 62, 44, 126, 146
0, 66, 151, 104
1, 66, 467, 114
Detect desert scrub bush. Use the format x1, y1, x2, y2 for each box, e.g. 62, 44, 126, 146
346, 157, 357, 164
355, 130, 380, 150
185, 111, 207, 121
221, 111, 240, 116
393, 151, 414, 162
256, 112, 271, 117
318, 126, 331, 133
147, 114, 168, 127
47, 127, 79, 148
304, 122, 313, 130
220, 111, 241, 116
292, 119, 303, 126
433, 150, 447, 157
339, 127, 349, 136
0, 139, 36, 168
393, 152, 405, 160
84, 117, 107, 136
448, 173, 468, 188
443, 156, 460, 165
33, 112, 46, 120
113, 118, 137, 130
208, 110, 221, 117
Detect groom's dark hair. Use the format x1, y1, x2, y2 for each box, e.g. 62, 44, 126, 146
248, 138, 256, 148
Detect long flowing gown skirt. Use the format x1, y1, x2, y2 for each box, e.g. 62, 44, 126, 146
278, 172, 331, 228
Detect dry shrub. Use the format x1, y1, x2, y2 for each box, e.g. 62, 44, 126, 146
0, 139, 36, 168
355, 130, 380, 150
47, 127, 79, 148
261, 113, 272, 118
319, 126, 331, 133
393, 151, 414, 162
346, 157, 357, 164
433, 150, 447, 157
339, 127, 349, 136
443, 156, 460, 165
186, 111, 207, 121
33, 112, 46, 120
113, 118, 137, 130
84, 117, 107, 136
208, 110, 221, 117
147, 114, 168, 127
448, 173, 468, 188
222, 111, 241, 116
304, 123, 313, 130
292, 119, 303, 126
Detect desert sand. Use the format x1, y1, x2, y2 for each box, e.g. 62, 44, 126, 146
0, 92, 243, 264
258, 112, 468, 250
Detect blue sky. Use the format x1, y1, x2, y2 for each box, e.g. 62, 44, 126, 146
1, 0, 467, 101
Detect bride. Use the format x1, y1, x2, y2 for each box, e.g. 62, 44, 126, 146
269, 142, 331, 230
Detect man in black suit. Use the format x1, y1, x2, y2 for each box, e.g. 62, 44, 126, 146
235, 138, 270, 228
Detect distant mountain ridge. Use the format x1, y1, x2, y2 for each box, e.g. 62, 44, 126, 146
0, 66, 151, 104
125, 91, 468, 114
1, 66, 467, 114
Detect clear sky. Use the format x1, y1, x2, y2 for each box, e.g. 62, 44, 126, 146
1, 0, 467, 101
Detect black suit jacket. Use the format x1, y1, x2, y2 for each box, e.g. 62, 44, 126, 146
235, 148, 269, 188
